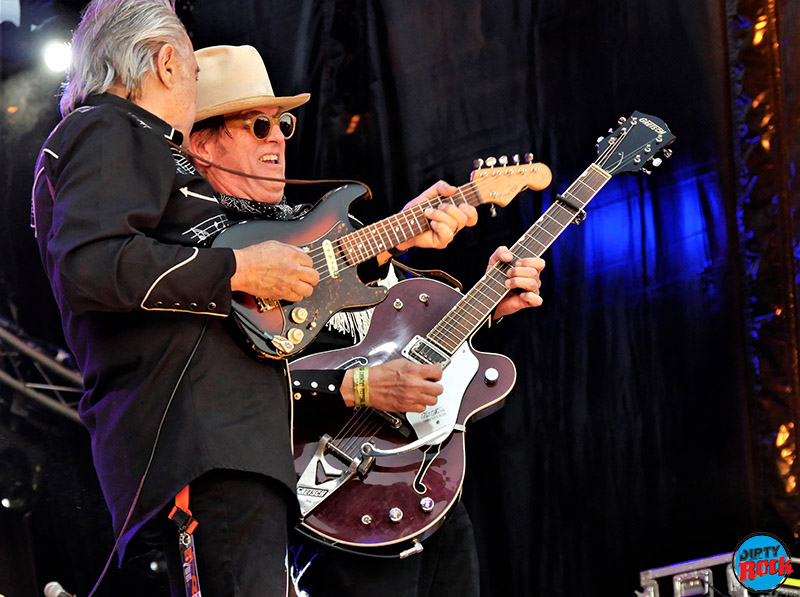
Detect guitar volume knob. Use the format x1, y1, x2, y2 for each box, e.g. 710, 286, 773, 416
288, 328, 304, 344
389, 507, 404, 523
484, 367, 499, 385
420, 497, 435, 512
291, 307, 308, 323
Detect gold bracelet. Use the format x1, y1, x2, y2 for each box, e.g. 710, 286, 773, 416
353, 366, 370, 408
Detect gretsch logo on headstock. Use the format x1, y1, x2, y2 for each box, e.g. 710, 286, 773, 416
639, 118, 667, 135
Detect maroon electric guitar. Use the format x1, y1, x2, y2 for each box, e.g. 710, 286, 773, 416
291, 111, 675, 556
211, 158, 552, 359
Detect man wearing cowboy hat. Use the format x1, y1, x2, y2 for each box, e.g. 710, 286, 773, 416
187, 45, 546, 596
189, 45, 544, 411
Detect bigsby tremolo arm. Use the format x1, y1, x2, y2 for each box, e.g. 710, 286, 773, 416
360, 426, 459, 458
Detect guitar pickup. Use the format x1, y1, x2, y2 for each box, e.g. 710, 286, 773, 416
322, 239, 339, 279
401, 336, 451, 368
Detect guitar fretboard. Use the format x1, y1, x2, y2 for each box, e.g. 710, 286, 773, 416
427, 164, 612, 355
335, 183, 483, 266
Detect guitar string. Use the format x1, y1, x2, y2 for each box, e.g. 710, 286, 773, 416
426, 125, 654, 352
254, 169, 544, 308
303, 179, 476, 268
305, 168, 544, 280
334, 405, 378, 441
308, 125, 665, 502
333, 408, 387, 457
325, 125, 659, 458
427, 170, 613, 352
309, 174, 515, 280
426, 190, 597, 351
254, 184, 475, 310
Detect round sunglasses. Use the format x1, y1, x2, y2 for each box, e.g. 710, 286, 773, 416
225, 112, 296, 140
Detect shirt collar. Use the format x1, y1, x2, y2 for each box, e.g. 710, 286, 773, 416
82, 93, 185, 146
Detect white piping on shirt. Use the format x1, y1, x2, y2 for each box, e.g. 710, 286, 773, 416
140, 247, 225, 316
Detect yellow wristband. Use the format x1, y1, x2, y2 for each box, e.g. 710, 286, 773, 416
353, 366, 370, 408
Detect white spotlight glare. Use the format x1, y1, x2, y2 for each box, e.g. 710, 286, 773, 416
43, 41, 71, 73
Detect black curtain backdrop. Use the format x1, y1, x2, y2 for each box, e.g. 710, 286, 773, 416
2, 0, 794, 595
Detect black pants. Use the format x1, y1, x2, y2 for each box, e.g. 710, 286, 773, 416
160, 469, 290, 597
290, 501, 480, 597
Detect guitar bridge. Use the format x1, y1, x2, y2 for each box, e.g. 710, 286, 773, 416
297, 434, 360, 517
401, 336, 451, 368
254, 296, 278, 313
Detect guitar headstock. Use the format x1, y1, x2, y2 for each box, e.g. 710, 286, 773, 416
469, 153, 552, 207
595, 111, 675, 176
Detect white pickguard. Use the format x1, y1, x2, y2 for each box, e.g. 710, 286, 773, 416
405, 342, 478, 445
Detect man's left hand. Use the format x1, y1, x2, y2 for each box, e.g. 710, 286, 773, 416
489, 246, 546, 319
396, 180, 478, 251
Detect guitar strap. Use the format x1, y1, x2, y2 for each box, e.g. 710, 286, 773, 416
168, 486, 202, 597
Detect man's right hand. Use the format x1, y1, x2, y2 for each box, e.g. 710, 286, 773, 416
341, 359, 443, 413
231, 240, 319, 301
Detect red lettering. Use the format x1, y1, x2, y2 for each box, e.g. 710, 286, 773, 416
778, 556, 794, 576
769, 559, 780, 575
740, 561, 757, 581
756, 560, 769, 576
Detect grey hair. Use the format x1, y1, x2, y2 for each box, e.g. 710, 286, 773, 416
59, 0, 188, 116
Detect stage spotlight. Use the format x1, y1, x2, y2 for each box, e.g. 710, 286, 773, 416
0, 446, 37, 516
42, 41, 71, 73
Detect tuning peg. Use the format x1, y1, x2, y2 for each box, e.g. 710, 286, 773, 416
651, 157, 663, 168
524, 152, 534, 163
485, 156, 497, 167
662, 149, 673, 158
512, 154, 521, 165
498, 155, 508, 166
473, 158, 484, 169
618, 116, 627, 124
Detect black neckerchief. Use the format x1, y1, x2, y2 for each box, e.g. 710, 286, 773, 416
217, 193, 311, 220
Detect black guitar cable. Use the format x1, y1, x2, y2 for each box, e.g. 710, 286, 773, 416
168, 140, 374, 195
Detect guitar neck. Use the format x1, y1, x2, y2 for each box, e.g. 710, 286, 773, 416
336, 182, 486, 265
427, 164, 612, 355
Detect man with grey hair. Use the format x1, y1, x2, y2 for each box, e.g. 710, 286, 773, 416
32, 1, 317, 595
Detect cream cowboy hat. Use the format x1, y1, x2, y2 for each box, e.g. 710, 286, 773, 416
194, 45, 311, 122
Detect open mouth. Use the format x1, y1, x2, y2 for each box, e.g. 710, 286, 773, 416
259, 153, 280, 164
